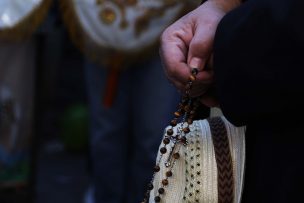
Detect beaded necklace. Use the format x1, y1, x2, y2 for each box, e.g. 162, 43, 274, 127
142, 68, 200, 203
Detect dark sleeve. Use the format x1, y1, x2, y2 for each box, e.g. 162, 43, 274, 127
213, 0, 304, 126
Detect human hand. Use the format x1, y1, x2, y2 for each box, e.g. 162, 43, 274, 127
160, 0, 240, 98
197, 55, 220, 108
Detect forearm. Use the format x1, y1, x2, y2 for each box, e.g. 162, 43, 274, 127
213, 0, 304, 125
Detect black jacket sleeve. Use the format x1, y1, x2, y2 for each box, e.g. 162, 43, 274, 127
213, 0, 304, 126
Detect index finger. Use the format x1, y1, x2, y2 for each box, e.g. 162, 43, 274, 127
160, 19, 195, 87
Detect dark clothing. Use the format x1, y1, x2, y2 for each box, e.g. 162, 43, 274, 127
213, 0, 304, 202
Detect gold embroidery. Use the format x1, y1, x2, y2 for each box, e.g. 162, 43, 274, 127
61, 0, 198, 67
95, 0, 182, 35
100, 7, 117, 24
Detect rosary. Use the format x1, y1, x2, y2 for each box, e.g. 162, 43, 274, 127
142, 68, 200, 203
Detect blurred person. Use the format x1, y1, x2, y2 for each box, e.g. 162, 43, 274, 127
160, 0, 304, 202
0, 0, 51, 199
84, 56, 178, 203
59, 1, 202, 203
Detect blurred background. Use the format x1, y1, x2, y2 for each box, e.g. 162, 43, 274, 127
1, 1, 90, 202
0, 0, 200, 203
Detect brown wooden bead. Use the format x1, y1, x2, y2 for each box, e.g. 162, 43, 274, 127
155, 196, 161, 202
158, 188, 165, 194
183, 127, 190, 134
160, 147, 167, 154
173, 153, 180, 159
189, 75, 196, 81
187, 119, 193, 125
167, 128, 174, 135
166, 171, 173, 177
154, 165, 160, 172
184, 105, 191, 112
174, 111, 181, 117
170, 119, 177, 126
162, 179, 169, 186
163, 138, 170, 145
191, 68, 199, 75
147, 183, 154, 190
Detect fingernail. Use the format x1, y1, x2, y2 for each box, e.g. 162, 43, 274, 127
189, 57, 203, 70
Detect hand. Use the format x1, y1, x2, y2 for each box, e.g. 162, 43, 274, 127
160, 0, 240, 97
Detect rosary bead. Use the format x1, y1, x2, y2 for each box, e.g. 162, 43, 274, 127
155, 196, 161, 202
189, 75, 196, 82
170, 119, 177, 126
167, 128, 174, 135
162, 179, 169, 186
173, 153, 180, 159
163, 138, 170, 145
147, 183, 154, 190
142, 71, 202, 203
174, 111, 181, 117
184, 105, 191, 112
191, 68, 199, 75
183, 127, 190, 134
160, 147, 167, 154
158, 188, 165, 194
166, 171, 173, 177
154, 165, 160, 172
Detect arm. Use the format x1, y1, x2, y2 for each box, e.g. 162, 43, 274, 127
213, 0, 304, 126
